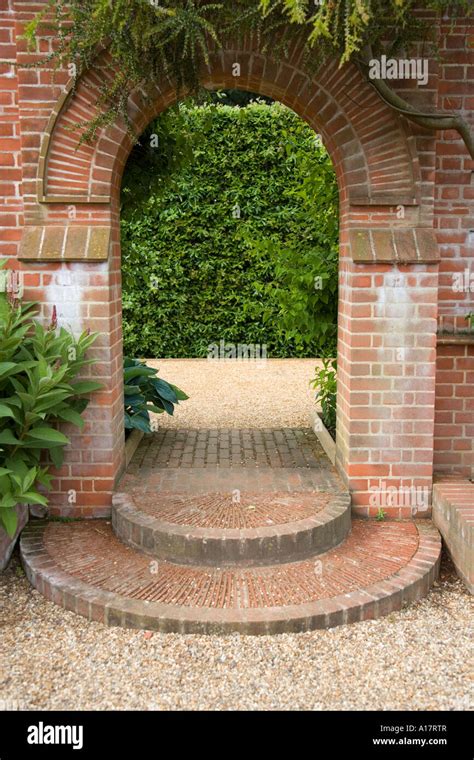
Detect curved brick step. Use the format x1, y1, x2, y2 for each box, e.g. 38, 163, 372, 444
112, 490, 351, 566
20, 519, 441, 635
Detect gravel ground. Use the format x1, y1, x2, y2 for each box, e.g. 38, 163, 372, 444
0, 553, 472, 711
148, 358, 319, 428
1, 358, 472, 711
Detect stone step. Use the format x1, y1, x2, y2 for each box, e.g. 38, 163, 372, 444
20, 518, 441, 635
112, 490, 351, 565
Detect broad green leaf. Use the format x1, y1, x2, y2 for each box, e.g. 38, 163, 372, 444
25, 427, 70, 445
55, 408, 85, 428
18, 491, 48, 506
0, 507, 18, 538
0, 430, 21, 445
70, 380, 103, 395
0, 404, 15, 418
49, 446, 65, 469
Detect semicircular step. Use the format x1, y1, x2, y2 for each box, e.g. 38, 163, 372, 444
20, 518, 441, 635
112, 490, 351, 565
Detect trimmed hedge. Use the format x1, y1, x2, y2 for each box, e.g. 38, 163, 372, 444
121, 100, 339, 358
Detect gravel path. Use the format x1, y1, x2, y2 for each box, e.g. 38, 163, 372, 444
1, 359, 472, 711
0, 554, 472, 711
148, 358, 319, 428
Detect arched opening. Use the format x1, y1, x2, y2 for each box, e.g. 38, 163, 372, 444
118, 89, 339, 498
118, 90, 340, 461
5, 0, 470, 642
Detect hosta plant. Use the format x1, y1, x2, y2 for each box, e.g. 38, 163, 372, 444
310, 358, 337, 438
0, 289, 101, 536
124, 357, 188, 434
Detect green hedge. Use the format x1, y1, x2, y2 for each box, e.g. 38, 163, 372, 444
121, 100, 339, 358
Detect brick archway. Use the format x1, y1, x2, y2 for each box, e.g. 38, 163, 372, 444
15, 40, 443, 518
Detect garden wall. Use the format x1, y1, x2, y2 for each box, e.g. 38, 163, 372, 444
0, 1, 472, 517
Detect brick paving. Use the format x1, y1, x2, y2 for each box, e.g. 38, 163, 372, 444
19, 426, 443, 633
40, 520, 417, 607
21, 519, 441, 633
121, 428, 343, 495
119, 491, 332, 530
128, 428, 329, 470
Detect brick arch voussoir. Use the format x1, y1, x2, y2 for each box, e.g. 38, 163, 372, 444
40, 46, 420, 214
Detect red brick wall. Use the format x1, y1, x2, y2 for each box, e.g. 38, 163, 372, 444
435, 340, 474, 477
0, 0, 23, 267
433, 15, 474, 479
1, 1, 472, 518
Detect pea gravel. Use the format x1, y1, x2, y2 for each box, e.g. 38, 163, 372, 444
148, 358, 320, 429
1, 359, 472, 711
1, 554, 472, 711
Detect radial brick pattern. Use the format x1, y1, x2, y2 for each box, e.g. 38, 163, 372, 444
112, 487, 351, 565
41, 520, 417, 606
20, 424, 443, 631
21, 519, 441, 634
119, 491, 331, 529
113, 429, 350, 566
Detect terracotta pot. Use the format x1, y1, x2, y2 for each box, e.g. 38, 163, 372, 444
0, 504, 29, 572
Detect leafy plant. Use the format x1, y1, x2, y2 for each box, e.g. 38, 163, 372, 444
124, 357, 188, 433
376, 507, 387, 521
0, 286, 102, 536
21, 0, 472, 152
240, 132, 339, 354
310, 357, 337, 437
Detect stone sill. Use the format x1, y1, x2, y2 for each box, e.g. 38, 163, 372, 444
124, 429, 144, 468
312, 410, 336, 466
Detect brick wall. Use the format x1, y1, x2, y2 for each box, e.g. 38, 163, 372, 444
0, 0, 23, 268
433, 15, 474, 479
435, 339, 474, 477
1, 1, 472, 518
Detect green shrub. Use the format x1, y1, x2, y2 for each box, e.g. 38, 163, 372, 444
311, 358, 337, 437
0, 288, 101, 536
124, 357, 188, 434
121, 99, 339, 358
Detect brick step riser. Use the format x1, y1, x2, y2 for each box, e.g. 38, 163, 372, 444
111, 499, 351, 567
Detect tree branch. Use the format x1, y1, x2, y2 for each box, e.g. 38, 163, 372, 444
356, 49, 474, 159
